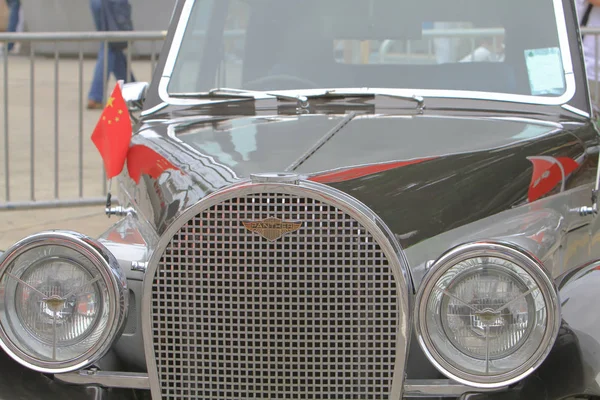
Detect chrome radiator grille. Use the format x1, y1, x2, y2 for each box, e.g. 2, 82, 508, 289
151, 192, 399, 399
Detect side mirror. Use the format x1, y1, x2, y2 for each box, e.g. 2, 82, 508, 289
122, 82, 149, 112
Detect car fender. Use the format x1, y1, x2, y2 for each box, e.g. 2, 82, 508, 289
557, 260, 600, 395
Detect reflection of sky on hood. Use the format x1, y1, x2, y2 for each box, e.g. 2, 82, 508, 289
179, 115, 337, 171
177, 115, 557, 175
511, 124, 555, 140
231, 119, 258, 162
191, 119, 262, 167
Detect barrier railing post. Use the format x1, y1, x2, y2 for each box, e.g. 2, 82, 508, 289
54, 42, 60, 200
78, 42, 84, 199
30, 44, 35, 202
127, 40, 132, 83
594, 34, 600, 101
102, 39, 109, 196
0, 31, 167, 211
4, 39, 10, 203
151, 41, 157, 75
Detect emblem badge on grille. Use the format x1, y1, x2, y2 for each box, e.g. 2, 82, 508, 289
242, 218, 303, 241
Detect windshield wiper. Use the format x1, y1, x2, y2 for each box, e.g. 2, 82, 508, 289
171, 87, 310, 110
170, 87, 425, 113
317, 89, 425, 112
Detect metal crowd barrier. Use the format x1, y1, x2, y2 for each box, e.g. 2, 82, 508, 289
0, 31, 166, 211
1, 28, 600, 211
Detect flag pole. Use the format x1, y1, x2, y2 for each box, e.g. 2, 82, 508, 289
105, 178, 114, 217
104, 80, 126, 218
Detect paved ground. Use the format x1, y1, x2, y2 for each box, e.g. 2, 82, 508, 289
0, 49, 155, 250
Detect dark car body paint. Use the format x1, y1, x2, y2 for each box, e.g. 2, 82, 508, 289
112, 105, 600, 397
122, 110, 597, 250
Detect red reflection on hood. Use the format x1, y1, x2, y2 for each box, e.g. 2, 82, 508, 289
127, 145, 180, 184
527, 156, 579, 202
529, 231, 545, 244
309, 158, 436, 184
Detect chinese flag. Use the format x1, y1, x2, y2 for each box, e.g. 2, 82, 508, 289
91, 84, 132, 179
127, 145, 180, 184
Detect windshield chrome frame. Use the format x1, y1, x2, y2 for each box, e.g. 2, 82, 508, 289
155, 0, 576, 109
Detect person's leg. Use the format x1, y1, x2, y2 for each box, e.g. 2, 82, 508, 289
6, 0, 21, 51
88, 0, 107, 107
112, 49, 136, 83
90, 0, 103, 30
89, 42, 108, 104
15, 3, 24, 32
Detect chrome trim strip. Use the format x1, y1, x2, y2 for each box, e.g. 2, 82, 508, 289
413, 241, 561, 388
561, 104, 591, 118
141, 179, 412, 400
552, 0, 573, 75
403, 379, 506, 397
423, 114, 565, 129
141, 102, 168, 117
55, 370, 150, 390
157, 0, 577, 107
482, 117, 563, 129
162, 0, 194, 78
250, 172, 300, 184
285, 111, 357, 172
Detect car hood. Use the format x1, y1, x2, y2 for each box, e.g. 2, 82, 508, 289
124, 112, 588, 257
151, 113, 570, 176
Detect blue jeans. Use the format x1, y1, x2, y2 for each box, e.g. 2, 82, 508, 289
88, 0, 135, 102
6, 0, 21, 51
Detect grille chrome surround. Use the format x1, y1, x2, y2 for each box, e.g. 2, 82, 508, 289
142, 180, 411, 399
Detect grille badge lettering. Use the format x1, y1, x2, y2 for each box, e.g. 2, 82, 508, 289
242, 218, 303, 241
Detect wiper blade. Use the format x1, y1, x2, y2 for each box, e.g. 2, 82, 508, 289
171, 87, 310, 110
208, 88, 309, 107
318, 89, 425, 112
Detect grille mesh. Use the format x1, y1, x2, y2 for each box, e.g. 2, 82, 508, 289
151, 192, 399, 399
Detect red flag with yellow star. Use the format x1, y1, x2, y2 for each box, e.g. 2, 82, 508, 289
91, 84, 132, 179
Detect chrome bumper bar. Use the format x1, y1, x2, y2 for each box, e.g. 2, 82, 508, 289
404, 379, 505, 397
55, 370, 150, 390
55, 371, 504, 397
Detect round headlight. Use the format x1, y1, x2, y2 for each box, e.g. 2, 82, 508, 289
414, 242, 560, 388
0, 231, 127, 373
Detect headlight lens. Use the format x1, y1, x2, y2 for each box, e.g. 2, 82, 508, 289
415, 242, 559, 388
0, 231, 127, 373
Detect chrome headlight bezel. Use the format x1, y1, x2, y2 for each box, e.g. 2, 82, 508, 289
414, 241, 560, 388
0, 231, 127, 373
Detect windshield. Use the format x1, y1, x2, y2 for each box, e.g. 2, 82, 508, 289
166, 0, 571, 100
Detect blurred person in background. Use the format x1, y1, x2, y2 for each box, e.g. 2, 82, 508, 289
4, 0, 21, 53
460, 34, 505, 63
87, 0, 136, 110
577, 0, 600, 111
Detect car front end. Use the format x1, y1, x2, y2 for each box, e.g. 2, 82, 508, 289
1, 0, 600, 399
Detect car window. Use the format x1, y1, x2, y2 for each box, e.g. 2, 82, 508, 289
167, 0, 569, 99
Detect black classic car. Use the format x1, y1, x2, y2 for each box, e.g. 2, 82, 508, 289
1, 0, 600, 399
